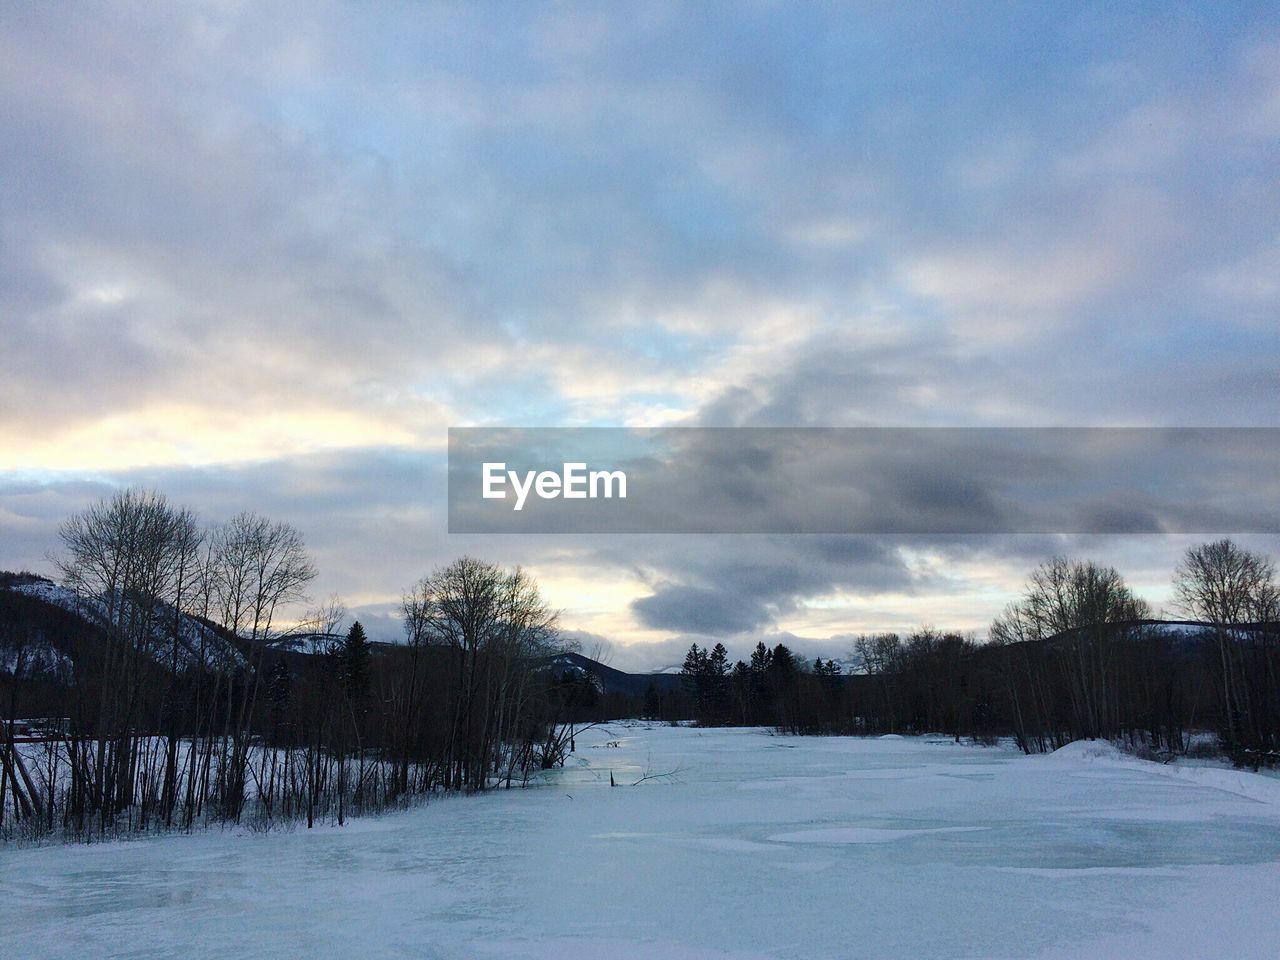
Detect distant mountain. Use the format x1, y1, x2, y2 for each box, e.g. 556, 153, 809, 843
6, 571, 1263, 697
1, 573, 689, 699
0, 572, 246, 679
540, 650, 683, 697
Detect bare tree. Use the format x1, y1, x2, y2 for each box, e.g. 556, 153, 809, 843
405, 558, 561, 791
1174, 539, 1278, 751
7, 483, 590, 840
57, 488, 192, 830
987, 558, 1148, 748
208, 512, 316, 820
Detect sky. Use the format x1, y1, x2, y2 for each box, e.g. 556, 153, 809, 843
2, 2, 1278, 670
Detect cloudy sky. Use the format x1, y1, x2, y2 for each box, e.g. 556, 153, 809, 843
2, 2, 1278, 669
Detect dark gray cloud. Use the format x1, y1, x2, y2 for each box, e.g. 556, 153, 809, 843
450, 428, 1280, 535
633, 585, 764, 636
624, 535, 916, 637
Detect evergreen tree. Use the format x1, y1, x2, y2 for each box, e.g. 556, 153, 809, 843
681, 643, 712, 720
268, 655, 293, 729
814, 657, 843, 723
643, 681, 662, 720
748, 642, 774, 719
768, 644, 799, 732
341, 620, 372, 709
708, 642, 731, 719
709, 642, 730, 676
749, 641, 772, 675
814, 657, 842, 682
558, 669, 601, 721
730, 660, 753, 724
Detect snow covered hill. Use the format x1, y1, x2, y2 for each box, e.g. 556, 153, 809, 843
541, 650, 683, 696
1, 573, 244, 675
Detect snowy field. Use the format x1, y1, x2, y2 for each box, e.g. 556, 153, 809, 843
3, 726, 1280, 960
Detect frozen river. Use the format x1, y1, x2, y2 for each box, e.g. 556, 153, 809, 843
3, 725, 1279, 959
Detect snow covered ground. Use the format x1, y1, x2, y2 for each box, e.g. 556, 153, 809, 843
3, 725, 1280, 959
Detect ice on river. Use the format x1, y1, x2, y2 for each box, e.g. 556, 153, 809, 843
3, 725, 1280, 959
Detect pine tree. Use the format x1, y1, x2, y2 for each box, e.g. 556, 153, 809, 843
814, 657, 843, 714
749, 641, 772, 676
643, 682, 661, 720
708, 643, 730, 720
681, 644, 711, 720
268, 655, 293, 729
681, 643, 706, 678
768, 644, 799, 732
731, 660, 753, 724
342, 621, 372, 709
748, 642, 774, 720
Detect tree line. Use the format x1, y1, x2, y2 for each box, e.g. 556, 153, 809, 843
5, 502, 1280, 841
0, 488, 582, 840
677, 640, 841, 733
678, 540, 1280, 767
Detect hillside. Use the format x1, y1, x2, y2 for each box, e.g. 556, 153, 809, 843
540, 650, 684, 696
0, 572, 245, 678
0, 573, 685, 699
